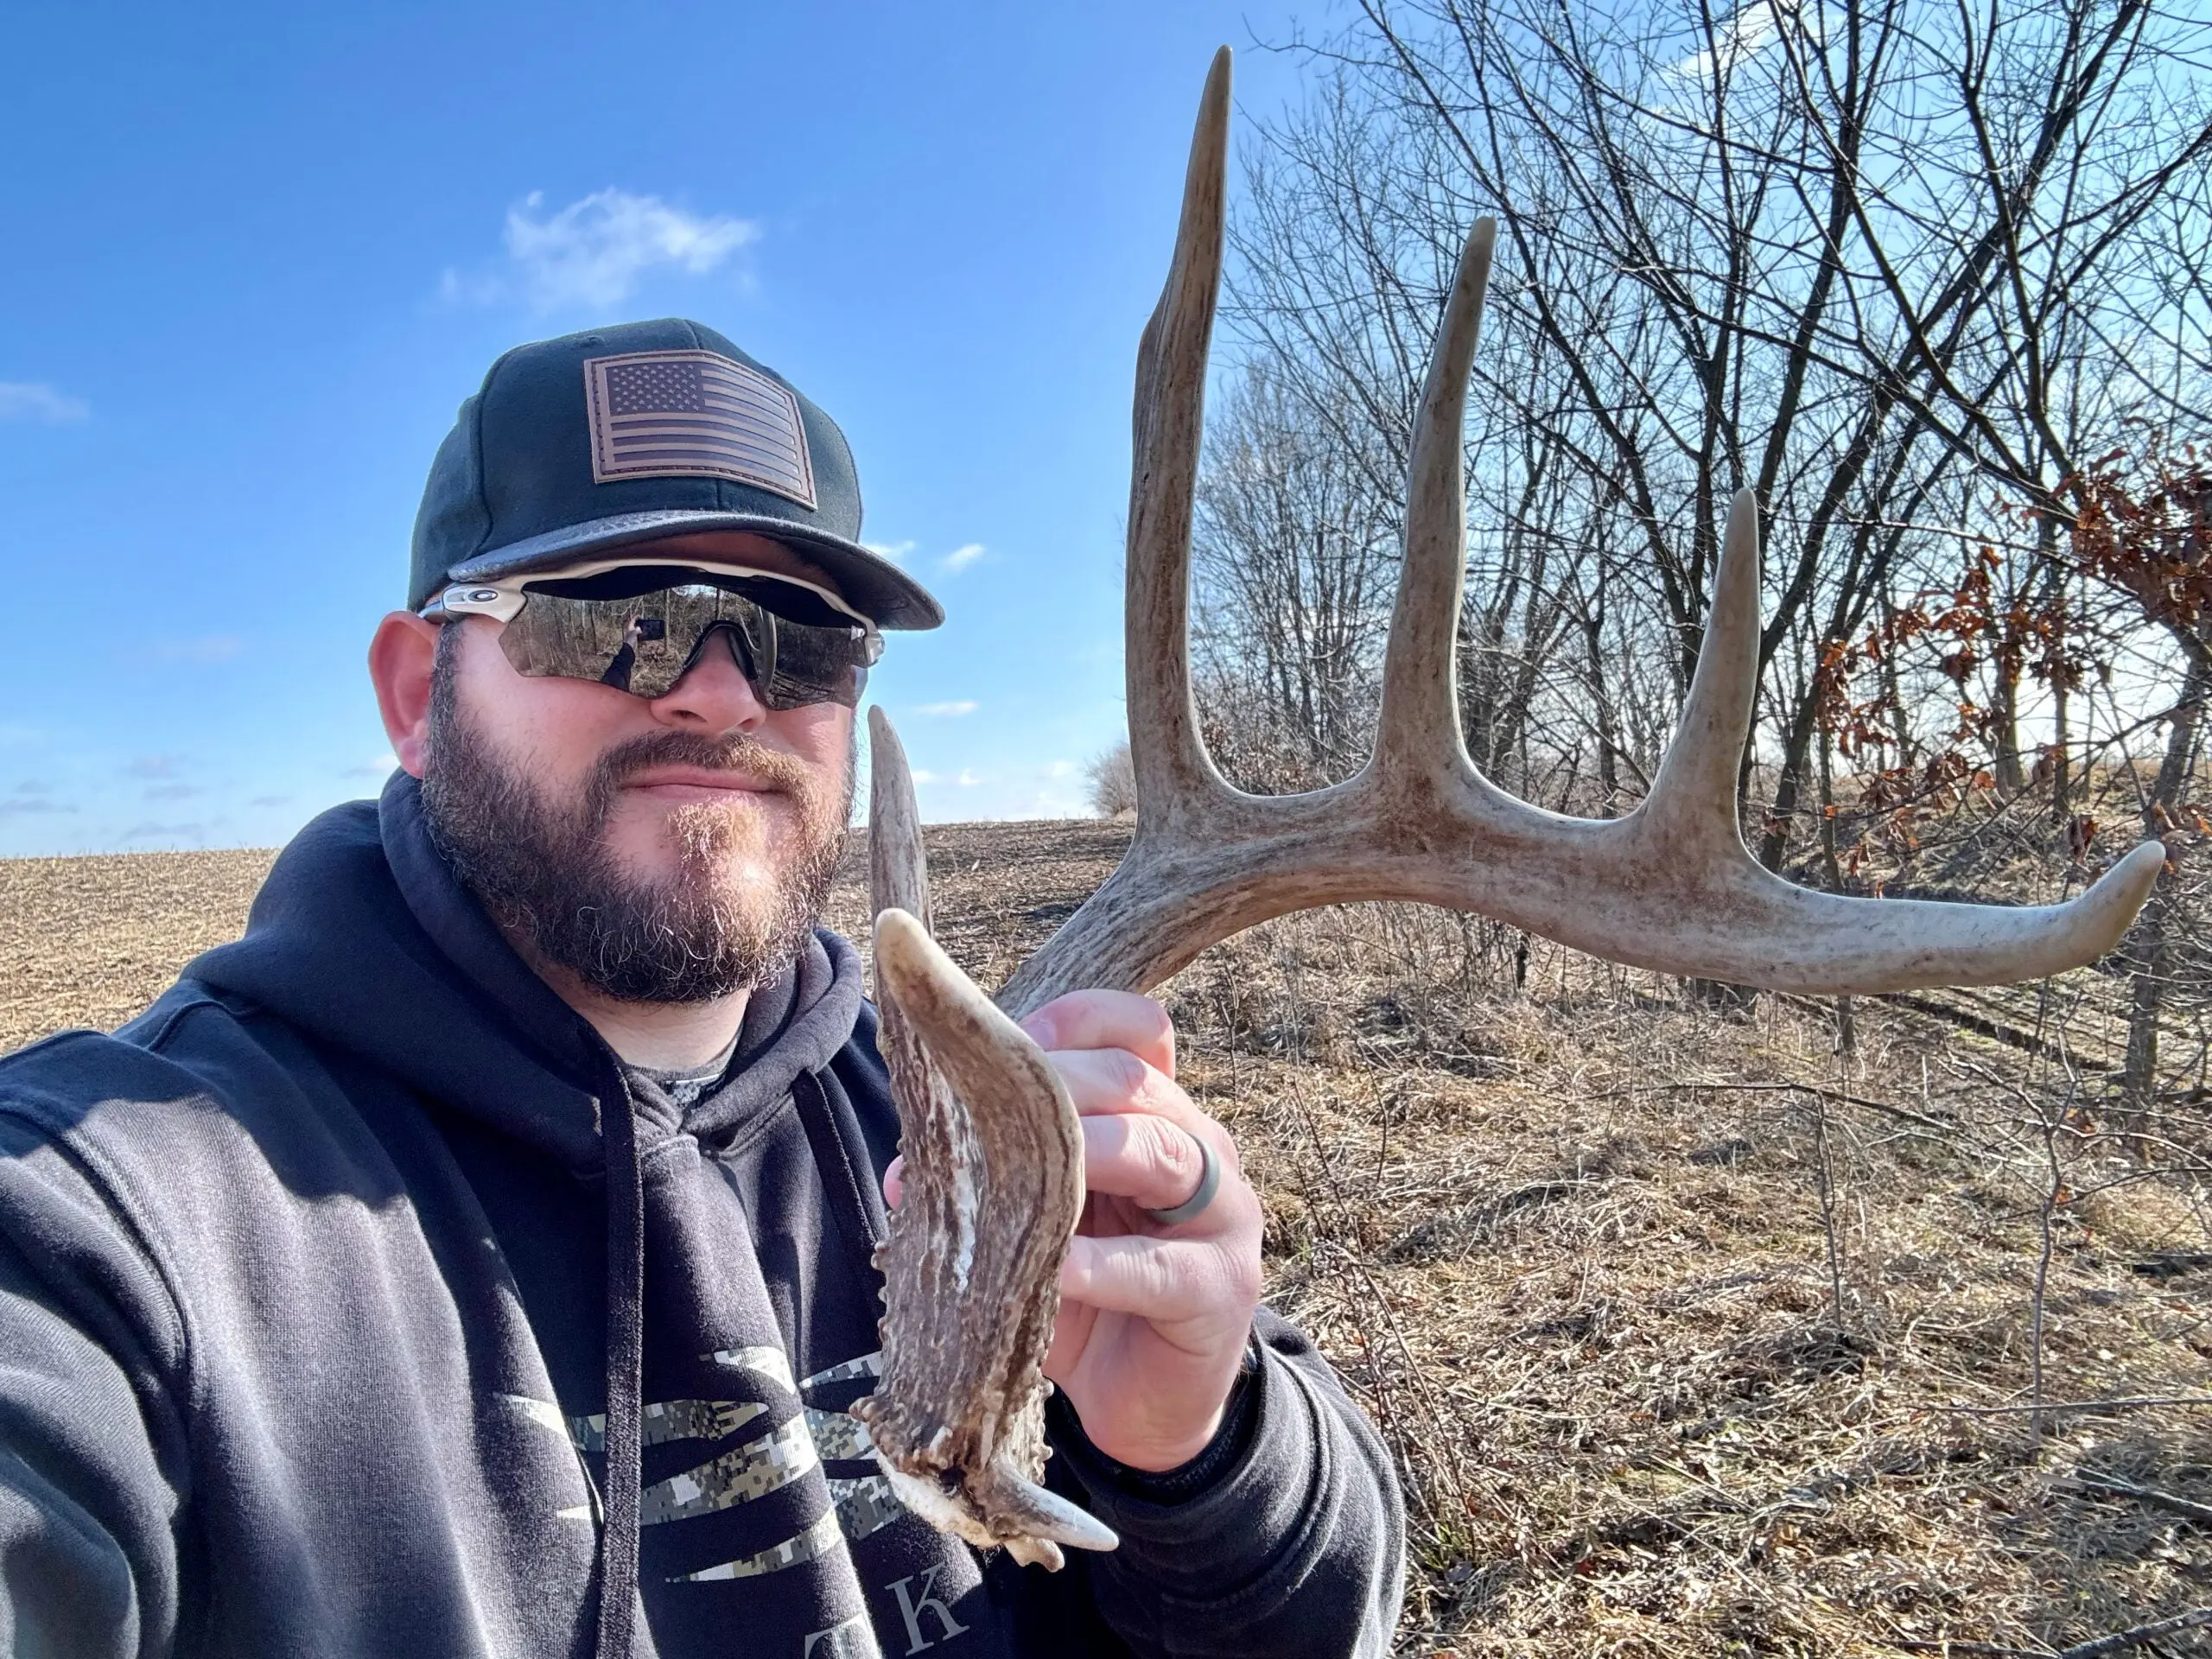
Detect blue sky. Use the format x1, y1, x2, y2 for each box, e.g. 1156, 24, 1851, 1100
0, 1, 1318, 855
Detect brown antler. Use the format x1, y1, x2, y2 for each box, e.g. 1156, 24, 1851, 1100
994, 46, 2164, 1019
851, 708, 1117, 1570
853, 43, 2164, 1568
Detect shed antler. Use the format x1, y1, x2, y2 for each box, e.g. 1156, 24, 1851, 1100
993, 45, 2164, 1018
853, 709, 1118, 1569
854, 45, 2163, 1567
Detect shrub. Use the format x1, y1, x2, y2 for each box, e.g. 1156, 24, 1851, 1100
1085, 739, 1137, 818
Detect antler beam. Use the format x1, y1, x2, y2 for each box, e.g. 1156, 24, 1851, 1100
996, 47, 2164, 1018
852, 709, 1116, 1571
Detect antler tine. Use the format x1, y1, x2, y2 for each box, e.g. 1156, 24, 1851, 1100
1573, 485, 2172, 991
1637, 487, 1763, 854
868, 705, 931, 931
1371, 216, 1498, 796
1125, 45, 1236, 830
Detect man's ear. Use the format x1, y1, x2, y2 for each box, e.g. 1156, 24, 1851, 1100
368, 612, 442, 779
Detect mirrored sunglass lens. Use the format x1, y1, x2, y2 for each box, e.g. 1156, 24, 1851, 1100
499, 585, 869, 709
759, 623, 868, 709
495, 594, 642, 684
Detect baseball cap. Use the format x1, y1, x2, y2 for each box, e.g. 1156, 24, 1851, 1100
408, 318, 944, 630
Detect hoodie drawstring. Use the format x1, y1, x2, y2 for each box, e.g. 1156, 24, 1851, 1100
791, 1069, 889, 1268
595, 1080, 645, 1659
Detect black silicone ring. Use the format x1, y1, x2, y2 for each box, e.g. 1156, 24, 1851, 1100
1143, 1135, 1221, 1227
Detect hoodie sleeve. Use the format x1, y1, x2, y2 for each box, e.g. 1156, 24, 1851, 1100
0, 1106, 188, 1659
1046, 1306, 1407, 1658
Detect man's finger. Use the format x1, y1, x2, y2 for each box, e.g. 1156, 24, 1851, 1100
890, 1058, 1232, 1214
1020, 990, 1175, 1077
1060, 1233, 1238, 1325
1047, 1046, 1211, 1130
1078, 1113, 1216, 1216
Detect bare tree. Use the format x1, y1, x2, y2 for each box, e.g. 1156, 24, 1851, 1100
1084, 738, 1139, 818
1209, 0, 2212, 878
1191, 360, 1399, 790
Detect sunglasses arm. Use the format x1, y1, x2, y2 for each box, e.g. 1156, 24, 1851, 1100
423, 585, 530, 625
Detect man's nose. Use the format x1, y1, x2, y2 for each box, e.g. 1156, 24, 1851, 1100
649, 629, 769, 731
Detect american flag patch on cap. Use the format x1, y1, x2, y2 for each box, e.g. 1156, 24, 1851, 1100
582, 349, 817, 508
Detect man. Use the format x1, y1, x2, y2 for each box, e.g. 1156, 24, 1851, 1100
0, 320, 1404, 1657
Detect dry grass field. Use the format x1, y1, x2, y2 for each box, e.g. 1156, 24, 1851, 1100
5, 820, 2209, 1656
0, 849, 277, 1052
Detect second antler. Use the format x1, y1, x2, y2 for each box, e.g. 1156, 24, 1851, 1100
852, 710, 1118, 1569
993, 46, 2163, 1018
850, 46, 2164, 1569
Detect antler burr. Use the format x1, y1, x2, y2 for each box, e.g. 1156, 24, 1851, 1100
851, 709, 1118, 1571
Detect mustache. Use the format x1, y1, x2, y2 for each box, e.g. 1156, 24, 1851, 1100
591, 730, 818, 797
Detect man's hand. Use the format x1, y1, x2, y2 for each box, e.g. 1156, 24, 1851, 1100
882, 989, 1263, 1474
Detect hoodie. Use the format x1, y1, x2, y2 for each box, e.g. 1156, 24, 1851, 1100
0, 775, 1405, 1657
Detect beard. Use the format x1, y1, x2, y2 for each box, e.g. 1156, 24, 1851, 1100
419, 658, 852, 1005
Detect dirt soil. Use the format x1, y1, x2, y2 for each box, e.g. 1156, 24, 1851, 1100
4, 819, 2209, 1656
0, 849, 278, 1052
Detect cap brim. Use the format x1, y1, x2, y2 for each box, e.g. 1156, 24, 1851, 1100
446, 510, 945, 630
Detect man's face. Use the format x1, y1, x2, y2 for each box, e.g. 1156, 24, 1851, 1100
418, 533, 857, 1003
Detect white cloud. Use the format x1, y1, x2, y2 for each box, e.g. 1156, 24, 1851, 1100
909, 768, 939, 785
1045, 759, 1077, 779
913, 700, 978, 717
136, 634, 242, 665
1672, 1, 1780, 81
437, 268, 492, 306
0, 382, 89, 423
448, 188, 759, 313
341, 753, 400, 779
940, 543, 987, 575
864, 539, 917, 563
955, 768, 985, 787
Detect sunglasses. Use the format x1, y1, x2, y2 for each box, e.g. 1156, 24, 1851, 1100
428, 561, 884, 711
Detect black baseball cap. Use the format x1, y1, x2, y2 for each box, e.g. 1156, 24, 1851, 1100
408, 318, 944, 629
